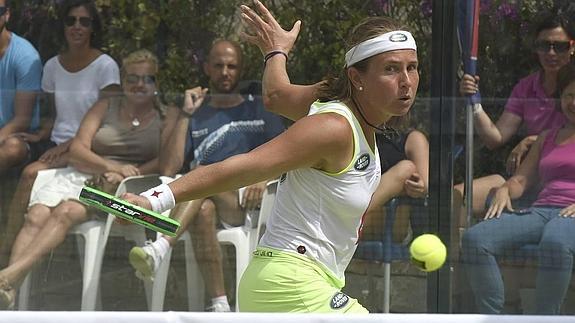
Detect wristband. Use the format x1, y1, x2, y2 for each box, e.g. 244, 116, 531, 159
140, 183, 176, 214
472, 104, 483, 115
264, 50, 288, 67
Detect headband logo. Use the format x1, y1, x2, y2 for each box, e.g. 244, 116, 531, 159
389, 33, 408, 42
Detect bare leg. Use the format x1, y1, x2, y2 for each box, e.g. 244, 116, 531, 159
453, 174, 506, 229
189, 198, 226, 298
0, 201, 88, 289
8, 204, 52, 266
162, 199, 203, 246
0, 137, 28, 175
0, 161, 53, 267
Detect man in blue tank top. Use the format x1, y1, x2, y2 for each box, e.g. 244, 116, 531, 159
129, 39, 284, 312
0, 0, 43, 176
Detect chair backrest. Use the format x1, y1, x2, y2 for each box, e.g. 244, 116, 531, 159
254, 180, 278, 246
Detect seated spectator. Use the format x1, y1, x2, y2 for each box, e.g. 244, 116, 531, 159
0, 0, 120, 266
0, 49, 172, 310
462, 62, 575, 315
0, 0, 43, 174
454, 13, 574, 228
361, 128, 429, 243
128, 39, 285, 312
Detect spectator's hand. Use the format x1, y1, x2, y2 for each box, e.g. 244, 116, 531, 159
484, 186, 513, 219
506, 135, 536, 175
39, 144, 69, 165
240, 181, 267, 210
404, 173, 427, 198
11, 132, 42, 143
459, 74, 479, 96
560, 204, 575, 217
103, 171, 124, 185
183, 87, 208, 116
240, 0, 301, 55
117, 164, 140, 178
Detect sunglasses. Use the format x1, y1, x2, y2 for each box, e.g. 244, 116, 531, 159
534, 40, 573, 54
0, 6, 7, 17
125, 74, 156, 85
64, 16, 92, 28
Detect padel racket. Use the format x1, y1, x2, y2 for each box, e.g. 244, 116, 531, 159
79, 186, 179, 237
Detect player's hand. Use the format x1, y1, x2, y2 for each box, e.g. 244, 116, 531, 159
182, 87, 208, 116
240, 181, 267, 210
404, 173, 427, 198
240, 0, 301, 55
121, 193, 152, 210
560, 203, 575, 217
484, 186, 513, 219
506, 135, 536, 175
459, 74, 479, 96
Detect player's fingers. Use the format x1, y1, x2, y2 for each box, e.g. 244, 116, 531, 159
254, 0, 280, 27
241, 3, 267, 30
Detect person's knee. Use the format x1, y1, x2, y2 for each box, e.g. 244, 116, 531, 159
0, 137, 27, 163
461, 226, 489, 252
192, 199, 217, 230
23, 206, 51, 230
52, 202, 86, 228
21, 162, 46, 182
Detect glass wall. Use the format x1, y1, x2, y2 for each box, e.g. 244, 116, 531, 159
0, 0, 573, 316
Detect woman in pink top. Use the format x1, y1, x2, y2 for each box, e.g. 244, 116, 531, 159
455, 13, 574, 225
462, 62, 575, 314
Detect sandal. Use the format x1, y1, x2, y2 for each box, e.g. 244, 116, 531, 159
0, 276, 15, 310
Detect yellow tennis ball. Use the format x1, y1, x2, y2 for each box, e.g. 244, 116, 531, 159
409, 234, 447, 272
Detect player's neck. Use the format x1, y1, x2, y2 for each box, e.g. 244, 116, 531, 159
209, 92, 244, 108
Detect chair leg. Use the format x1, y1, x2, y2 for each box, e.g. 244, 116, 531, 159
233, 242, 250, 312
183, 233, 204, 311
17, 274, 32, 310
150, 248, 172, 311
78, 224, 104, 311
383, 262, 391, 313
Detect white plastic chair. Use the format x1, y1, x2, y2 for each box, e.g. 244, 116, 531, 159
18, 173, 163, 310
18, 168, 106, 310
149, 179, 278, 312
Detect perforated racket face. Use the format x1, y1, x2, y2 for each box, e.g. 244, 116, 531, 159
79, 186, 179, 236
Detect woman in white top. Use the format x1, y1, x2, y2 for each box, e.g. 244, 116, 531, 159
0, 0, 119, 265
123, 0, 419, 313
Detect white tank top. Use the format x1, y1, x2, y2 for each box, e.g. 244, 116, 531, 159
260, 101, 381, 283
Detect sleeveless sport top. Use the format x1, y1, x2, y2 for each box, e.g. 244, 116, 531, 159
259, 100, 381, 283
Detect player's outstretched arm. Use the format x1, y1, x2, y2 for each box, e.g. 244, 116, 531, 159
240, 0, 322, 121
126, 112, 354, 213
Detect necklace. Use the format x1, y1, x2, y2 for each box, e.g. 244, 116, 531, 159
131, 118, 140, 127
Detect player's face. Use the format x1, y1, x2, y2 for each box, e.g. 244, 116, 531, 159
353, 49, 419, 124
122, 61, 157, 104
560, 80, 575, 125
203, 43, 241, 94
535, 27, 573, 74
64, 6, 93, 48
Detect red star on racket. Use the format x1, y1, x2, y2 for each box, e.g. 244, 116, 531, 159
151, 190, 163, 198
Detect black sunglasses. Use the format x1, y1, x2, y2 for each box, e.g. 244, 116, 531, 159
0, 6, 7, 17
64, 16, 92, 28
534, 40, 572, 54
125, 74, 156, 85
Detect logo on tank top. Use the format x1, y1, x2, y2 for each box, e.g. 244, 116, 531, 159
354, 153, 370, 171
330, 292, 350, 309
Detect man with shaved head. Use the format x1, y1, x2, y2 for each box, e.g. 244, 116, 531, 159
129, 39, 285, 312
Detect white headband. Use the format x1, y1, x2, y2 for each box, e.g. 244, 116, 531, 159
345, 30, 417, 67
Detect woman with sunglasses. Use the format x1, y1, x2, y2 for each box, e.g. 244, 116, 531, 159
0, 49, 174, 310
0, 0, 120, 264
454, 13, 574, 226
462, 62, 575, 315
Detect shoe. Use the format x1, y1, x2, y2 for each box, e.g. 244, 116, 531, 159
206, 302, 231, 312
0, 276, 14, 310
129, 241, 162, 281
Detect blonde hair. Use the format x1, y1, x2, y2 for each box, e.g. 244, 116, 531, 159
121, 49, 165, 116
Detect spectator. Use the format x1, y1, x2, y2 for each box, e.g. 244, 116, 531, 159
462, 62, 575, 315
0, 0, 120, 266
0, 49, 172, 310
0, 0, 43, 175
454, 13, 574, 226
127, 39, 285, 312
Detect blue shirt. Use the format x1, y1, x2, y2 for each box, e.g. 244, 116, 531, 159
0, 33, 42, 130
183, 95, 285, 171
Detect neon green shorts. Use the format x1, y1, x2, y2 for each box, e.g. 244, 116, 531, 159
238, 247, 368, 313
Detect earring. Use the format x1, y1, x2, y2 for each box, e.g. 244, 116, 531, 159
358, 86, 363, 91
154, 91, 158, 96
